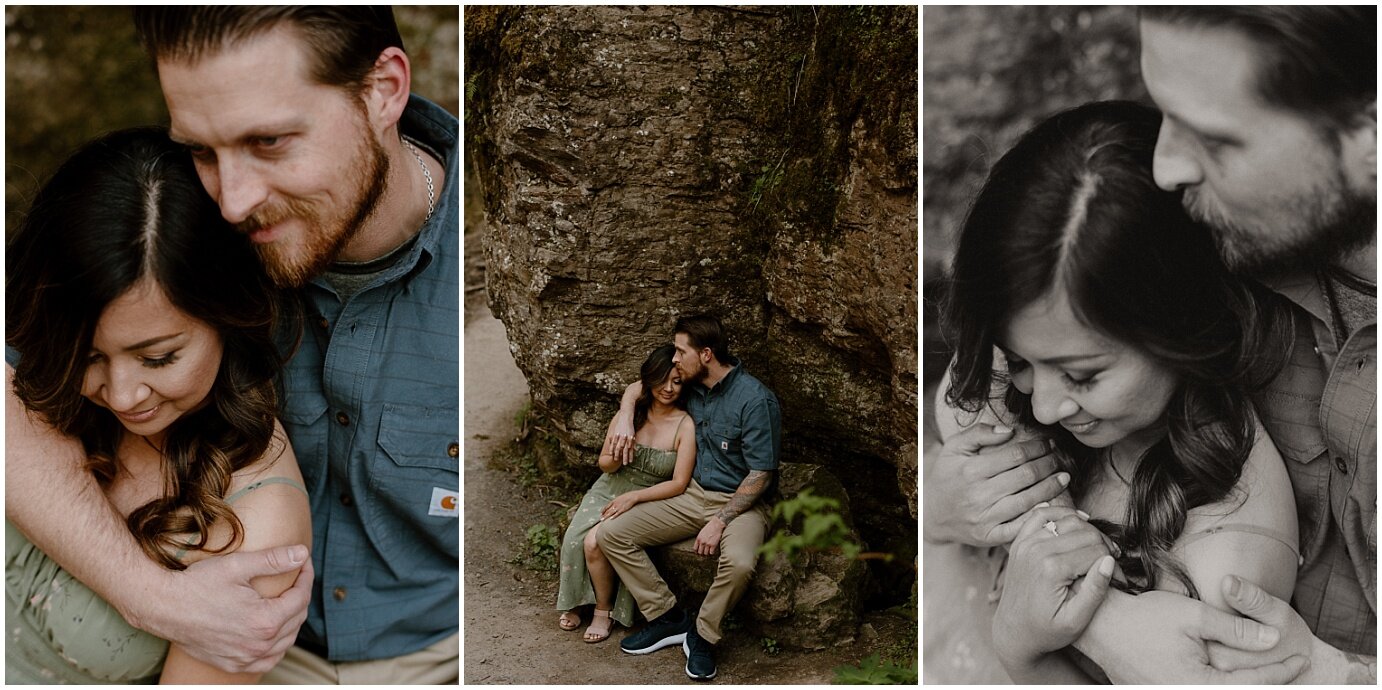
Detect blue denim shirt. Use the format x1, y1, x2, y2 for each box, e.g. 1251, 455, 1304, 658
281, 94, 459, 661
688, 360, 782, 493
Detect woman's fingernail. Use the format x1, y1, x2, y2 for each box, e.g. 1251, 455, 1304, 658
1035, 502, 1050, 509
1076, 510, 1090, 520
1056, 472, 1070, 486
994, 425, 1012, 434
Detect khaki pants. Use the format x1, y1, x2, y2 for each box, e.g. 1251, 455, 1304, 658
259, 632, 458, 684
597, 481, 769, 643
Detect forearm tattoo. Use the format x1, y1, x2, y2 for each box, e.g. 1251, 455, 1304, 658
715, 470, 773, 525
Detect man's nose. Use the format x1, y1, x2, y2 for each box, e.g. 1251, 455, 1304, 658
214, 155, 270, 225
1152, 120, 1204, 192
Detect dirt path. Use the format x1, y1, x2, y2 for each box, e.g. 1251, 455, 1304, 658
463, 294, 908, 684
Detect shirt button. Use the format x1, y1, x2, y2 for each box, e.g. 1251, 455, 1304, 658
340, 493, 353, 507
336, 412, 350, 427
1313, 345, 1321, 355
447, 442, 459, 458
333, 586, 347, 602
318, 317, 329, 330
1334, 456, 1349, 474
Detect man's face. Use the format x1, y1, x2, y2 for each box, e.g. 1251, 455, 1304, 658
672, 333, 707, 383
159, 26, 388, 288
1139, 19, 1375, 275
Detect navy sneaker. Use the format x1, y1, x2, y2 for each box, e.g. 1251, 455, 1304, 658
682, 626, 718, 681
620, 608, 689, 655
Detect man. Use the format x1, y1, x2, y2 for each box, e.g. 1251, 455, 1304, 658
1068, 7, 1374, 684
932, 6, 1374, 684
600, 314, 781, 681
5, 6, 458, 683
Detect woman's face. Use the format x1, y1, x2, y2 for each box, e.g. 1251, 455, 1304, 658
1000, 290, 1178, 450
651, 368, 684, 407
81, 277, 224, 441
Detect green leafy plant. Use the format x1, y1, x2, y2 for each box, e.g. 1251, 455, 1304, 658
760, 636, 780, 655
758, 489, 892, 562
832, 654, 918, 685
511, 523, 560, 574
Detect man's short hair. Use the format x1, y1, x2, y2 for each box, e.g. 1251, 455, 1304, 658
1141, 6, 1376, 131
133, 6, 404, 95
675, 314, 731, 364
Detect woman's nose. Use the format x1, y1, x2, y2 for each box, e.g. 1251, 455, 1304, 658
1030, 372, 1080, 425
105, 364, 153, 412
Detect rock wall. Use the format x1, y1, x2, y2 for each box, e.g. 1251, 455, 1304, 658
467, 5, 917, 595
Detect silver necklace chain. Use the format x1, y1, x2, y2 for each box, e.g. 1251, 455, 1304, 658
402, 137, 435, 222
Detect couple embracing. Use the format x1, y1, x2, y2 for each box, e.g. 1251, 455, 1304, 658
929, 6, 1374, 684
7, 7, 457, 684
555, 314, 781, 682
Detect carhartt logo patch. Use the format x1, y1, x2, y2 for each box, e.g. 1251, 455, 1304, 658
721, 440, 729, 450
429, 487, 459, 517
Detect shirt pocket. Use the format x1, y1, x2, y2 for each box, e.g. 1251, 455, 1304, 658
279, 389, 329, 495
367, 403, 459, 562
711, 421, 742, 455
1255, 389, 1329, 559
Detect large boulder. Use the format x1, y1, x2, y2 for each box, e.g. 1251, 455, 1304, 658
467, 5, 916, 609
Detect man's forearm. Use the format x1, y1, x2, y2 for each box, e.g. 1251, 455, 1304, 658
1070, 586, 1132, 667
1307, 637, 1376, 684
714, 469, 773, 524
7, 379, 171, 631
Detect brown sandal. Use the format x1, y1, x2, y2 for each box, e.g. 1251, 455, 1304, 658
558, 610, 581, 632
583, 609, 613, 643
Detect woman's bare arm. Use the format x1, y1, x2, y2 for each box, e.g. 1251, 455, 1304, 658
158, 423, 313, 684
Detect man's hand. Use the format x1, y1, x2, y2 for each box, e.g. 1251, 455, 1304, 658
1209, 575, 1372, 684
923, 424, 1067, 547
141, 545, 314, 674
694, 517, 726, 556
992, 506, 1114, 677
605, 382, 641, 465
1077, 586, 1309, 684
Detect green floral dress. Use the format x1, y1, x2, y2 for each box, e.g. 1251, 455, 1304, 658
556, 444, 678, 627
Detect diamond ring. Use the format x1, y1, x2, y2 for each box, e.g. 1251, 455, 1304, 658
1043, 520, 1059, 537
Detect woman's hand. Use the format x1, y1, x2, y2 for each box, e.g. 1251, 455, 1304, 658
992, 506, 1115, 679
601, 493, 641, 520
923, 424, 1068, 547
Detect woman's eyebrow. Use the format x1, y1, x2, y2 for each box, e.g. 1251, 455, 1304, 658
122, 333, 181, 352
996, 343, 1106, 365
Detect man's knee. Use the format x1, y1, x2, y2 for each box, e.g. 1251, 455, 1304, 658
596, 517, 628, 550
718, 549, 758, 583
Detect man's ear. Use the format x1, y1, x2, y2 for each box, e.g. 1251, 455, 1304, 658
363, 47, 411, 134
1338, 100, 1376, 191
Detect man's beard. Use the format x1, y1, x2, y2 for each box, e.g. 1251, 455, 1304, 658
1187, 174, 1376, 277
238, 134, 390, 288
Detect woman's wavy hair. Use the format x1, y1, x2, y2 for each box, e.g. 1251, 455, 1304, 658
6, 127, 294, 570
941, 101, 1291, 596
633, 344, 688, 432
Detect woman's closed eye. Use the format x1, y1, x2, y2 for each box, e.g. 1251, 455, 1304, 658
1063, 372, 1096, 391
141, 352, 180, 369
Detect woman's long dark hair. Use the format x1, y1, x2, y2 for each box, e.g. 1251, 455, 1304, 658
7, 127, 294, 570
941, 101, 1291, 596
633, 345, 687, 432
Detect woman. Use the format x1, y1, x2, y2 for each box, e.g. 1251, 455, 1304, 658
555, 345, 696, 643
5, 128, 312, 683
933, 101, 1298, 682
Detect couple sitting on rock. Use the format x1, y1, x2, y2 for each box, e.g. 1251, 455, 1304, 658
554, 314, 781, 682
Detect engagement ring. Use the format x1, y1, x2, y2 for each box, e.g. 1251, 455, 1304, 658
1043, 520, 1059, 537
